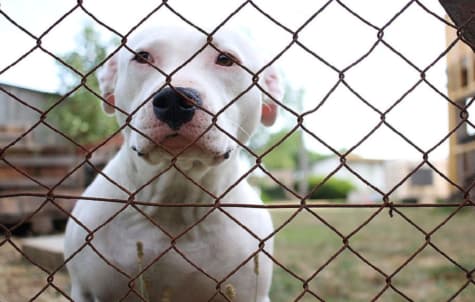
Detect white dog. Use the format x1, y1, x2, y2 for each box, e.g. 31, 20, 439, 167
64, 24, 283, 302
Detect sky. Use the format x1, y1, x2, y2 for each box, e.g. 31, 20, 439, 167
0, 0, 455, 160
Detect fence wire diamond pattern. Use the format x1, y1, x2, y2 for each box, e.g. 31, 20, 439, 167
0, 1, 474, 301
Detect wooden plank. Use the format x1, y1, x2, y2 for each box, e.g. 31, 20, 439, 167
0, 155, 80, 167
0, 176, 80, 189
21, 235, 66, 271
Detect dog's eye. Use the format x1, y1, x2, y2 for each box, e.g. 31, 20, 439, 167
215, 53, 236, 67
133, 51, 153, 64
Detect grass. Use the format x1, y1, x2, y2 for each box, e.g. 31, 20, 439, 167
269, 206, 475, 302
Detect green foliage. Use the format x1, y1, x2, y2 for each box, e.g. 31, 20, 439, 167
259, 130, 300, 170
46, 25, 118, 145
303, 176, 355, 200
400, 197, 418, 204
260, 175, 354, 202
258, 130, 327, 170
260, 185, 287, 202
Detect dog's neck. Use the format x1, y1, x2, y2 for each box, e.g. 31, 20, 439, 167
116, 147, 244, 205
109, 147, 248, 229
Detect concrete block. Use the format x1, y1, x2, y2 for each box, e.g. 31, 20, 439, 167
20, 234, 66, 273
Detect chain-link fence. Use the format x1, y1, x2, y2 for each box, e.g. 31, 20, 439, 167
1, 1, 474, 301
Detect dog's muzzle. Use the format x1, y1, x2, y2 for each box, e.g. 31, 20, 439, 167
152, 87, 202, 130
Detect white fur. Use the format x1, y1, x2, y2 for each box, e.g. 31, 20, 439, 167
64, 25, 282, 302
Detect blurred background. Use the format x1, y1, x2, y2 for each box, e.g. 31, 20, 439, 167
0, 1, 474, 301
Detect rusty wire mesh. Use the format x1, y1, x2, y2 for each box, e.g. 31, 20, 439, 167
0, 0, 474, 301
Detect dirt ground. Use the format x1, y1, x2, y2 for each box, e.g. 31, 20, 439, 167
0, 238, 70, 302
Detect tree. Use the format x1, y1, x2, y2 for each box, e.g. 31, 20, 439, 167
46, 25, 118, 145
258, 129, 326, 170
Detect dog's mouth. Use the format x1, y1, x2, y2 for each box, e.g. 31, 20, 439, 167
130, 133, 234, 165
160, 133, 193, 151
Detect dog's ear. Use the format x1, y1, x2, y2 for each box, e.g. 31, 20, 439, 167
97, 54, 118, 114
261, 65, 283, 127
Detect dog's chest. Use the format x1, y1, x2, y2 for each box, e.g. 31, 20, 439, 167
99, 210, 257, 301
137, 169, 216, 204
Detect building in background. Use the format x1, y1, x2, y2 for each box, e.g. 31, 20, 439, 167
381, 160, 449, 204
311, 155, 448, 203
0, 83, 69, 148
311, 155, 385, 202
0, 83, 120, 233
446, 27, 475, 198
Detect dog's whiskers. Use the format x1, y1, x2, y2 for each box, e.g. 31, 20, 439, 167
218, 117, 251, 138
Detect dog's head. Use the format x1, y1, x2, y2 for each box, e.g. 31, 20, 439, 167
98, 25, 283, 166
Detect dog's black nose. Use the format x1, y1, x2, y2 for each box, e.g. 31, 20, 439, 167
152, 87, 202, 130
